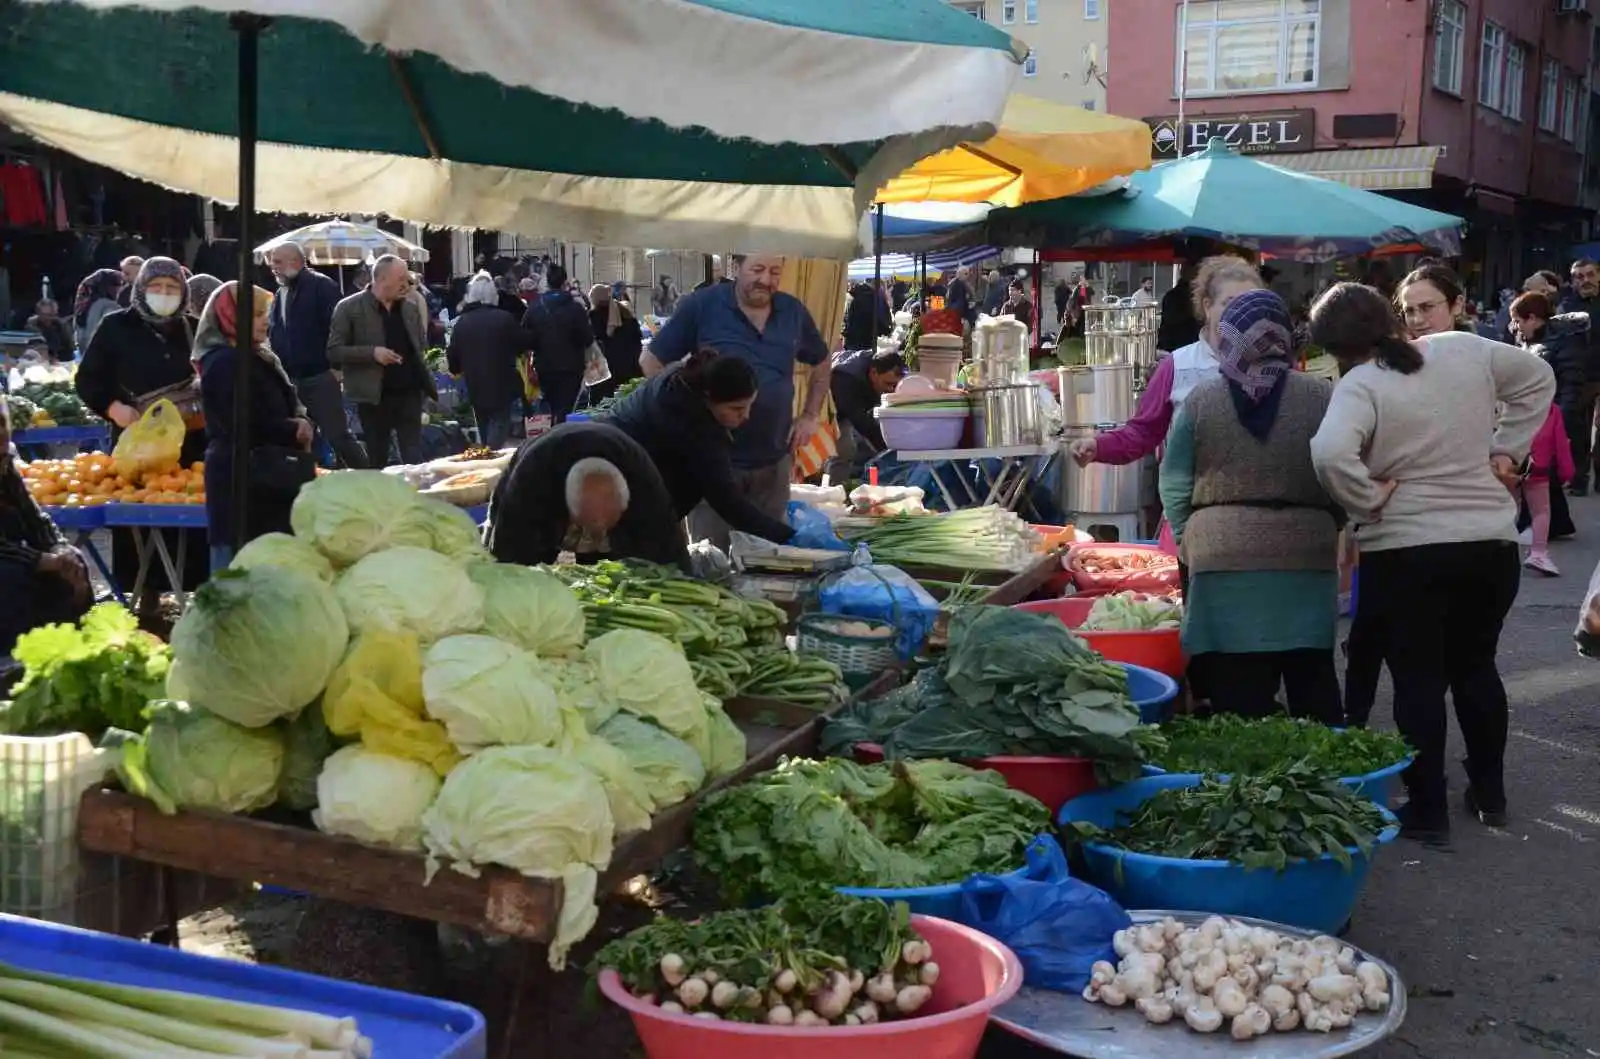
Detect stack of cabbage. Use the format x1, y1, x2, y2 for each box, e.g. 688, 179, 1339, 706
119, 471, 745, 968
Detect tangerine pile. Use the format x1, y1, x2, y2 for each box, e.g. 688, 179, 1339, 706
20, 451, 205, 508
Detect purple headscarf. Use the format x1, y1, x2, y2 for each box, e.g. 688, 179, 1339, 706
1214, 288, 1294, 439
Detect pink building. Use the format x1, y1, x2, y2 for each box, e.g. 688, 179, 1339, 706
1107, 0, 1596, 295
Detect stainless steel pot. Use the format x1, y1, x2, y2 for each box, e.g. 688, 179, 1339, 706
970, 384, 1044, 447
1057, 428, 1144, 513
1057, 363, 1134, 426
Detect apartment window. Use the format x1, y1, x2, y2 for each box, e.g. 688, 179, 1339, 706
1085, 0, 1101, 18
1082, 99, 1098, 110
1001, 0, 1016, 24
1478, 23, 1505, 109
1176, 0, 1321, 96
1562, 73, 1582, 142
1541, 58, 1561, 131
1025, 0, 1038, 23
1432, 0, 1466, 95
1023, 52, 1038, 76
953, 1, 986, 18
1503, 42, 1526, 120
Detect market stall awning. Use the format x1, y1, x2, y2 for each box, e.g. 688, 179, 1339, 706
1264, 146, 1444, 192
255, 220, 429, 266
876, 95, 1153, 208
846, 247, 999, 280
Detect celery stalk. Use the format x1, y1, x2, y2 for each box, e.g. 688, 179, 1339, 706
0, 995, 174, 1059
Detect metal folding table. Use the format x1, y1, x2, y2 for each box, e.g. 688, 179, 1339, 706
891, 443, 1056, 516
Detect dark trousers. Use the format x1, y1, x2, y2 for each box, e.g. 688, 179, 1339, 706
1358, 541, 1520, 814
356, 388, 425, 468
540, 372, 584, 423
475, 405, 512, 450
1188, 649, 1342, 724
1568, 382, 1600, 487
1344, 575, 1386, 726
295, 371, 367, 469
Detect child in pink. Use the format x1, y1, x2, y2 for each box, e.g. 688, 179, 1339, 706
1523, 404, 1575, 576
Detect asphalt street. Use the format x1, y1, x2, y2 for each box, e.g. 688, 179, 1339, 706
989, 500, 1600, 1059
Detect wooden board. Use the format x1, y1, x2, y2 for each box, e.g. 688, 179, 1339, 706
979, 546, 1068, 607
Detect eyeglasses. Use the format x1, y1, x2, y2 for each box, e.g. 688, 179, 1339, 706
1402, 300, 1446, 318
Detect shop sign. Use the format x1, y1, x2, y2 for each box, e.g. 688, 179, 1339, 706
1143, 109, 1316, 159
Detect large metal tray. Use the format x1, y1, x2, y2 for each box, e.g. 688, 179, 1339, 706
992, 909, 1407, 1058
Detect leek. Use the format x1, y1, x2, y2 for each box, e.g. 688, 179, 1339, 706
835, 507, 1040, 572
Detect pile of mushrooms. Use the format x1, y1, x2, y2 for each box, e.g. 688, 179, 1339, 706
1083, 917, 1392, 1040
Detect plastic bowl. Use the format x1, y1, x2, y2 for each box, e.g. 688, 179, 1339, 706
599, 914, 1023, 1059
1066, 543, 1181, 594
876, 411, 968, 451
1014, 597, 1185, 679
834, 862, 1032, 921
851, 743, 1097, 813
1142, 754, 1413, 807
1121, 661, 1180, 724
1059, 774, 1399, 934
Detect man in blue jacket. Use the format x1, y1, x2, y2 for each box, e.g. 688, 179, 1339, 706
268, 242, 367, 468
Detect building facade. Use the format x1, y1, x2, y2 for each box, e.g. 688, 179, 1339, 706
1107, 0, 1596, 297
950, 0, 1110, 112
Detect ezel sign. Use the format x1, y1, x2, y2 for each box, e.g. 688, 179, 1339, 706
1143, 110, 1316, 158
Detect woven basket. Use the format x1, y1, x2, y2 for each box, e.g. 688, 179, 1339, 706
796, 613, 898, 679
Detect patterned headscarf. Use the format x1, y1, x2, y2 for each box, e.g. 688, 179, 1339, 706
186, 273, 223, 319
131, 256, 189, 327
1215, 288, 1294, 440
72, 268, 124, 327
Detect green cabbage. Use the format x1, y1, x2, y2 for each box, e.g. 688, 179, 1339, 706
336, 546, 485, 644
421, 745, 615, 969
466, 563, 586, 657
583, 629, 706, 737
230, 532, 335, 583
111, 700, 285, 815
421, 635, 563, 751
559, 726, 655, 835
597, 714, 706, 807
170, 567, 349, 728
539, 658, 619, 731
277, 703, 337, 811
313, 744, 441, 851
290, 470, 428, 566
700, 697, 748, 778
400, 498, 490, 564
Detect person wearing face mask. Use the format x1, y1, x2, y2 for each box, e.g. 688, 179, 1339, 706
597, 347, 797, 543
195, 282, 315, 569
268, 242, 365, 469
77, 256, 210, 601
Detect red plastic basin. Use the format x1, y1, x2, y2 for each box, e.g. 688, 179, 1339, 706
1065, 543, 1181, 594
1014, 597, 1186, 679
599, 914, 1023, 1059
852, 744, 1099, 809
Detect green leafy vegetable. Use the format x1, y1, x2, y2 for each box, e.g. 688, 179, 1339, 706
229, 532, 335, 584
583, 628, 706, 737
289, 469, 429, 566
1153, 714, 1411, 778
0, 604, 170, 738
277, 703, 336, 811
335, 545, 485, 644
314, 744, 441, 851
467, 562, 587, 656
106, 700, 285, 816
692, 757, 1050, 904
1064, 764, 1392, 872
420, 634, 563, 751
1080, 592, 1182, 631
597, 713, 706, 807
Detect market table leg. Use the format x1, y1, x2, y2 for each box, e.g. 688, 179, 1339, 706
129, 527, 157, 609
75, 529, 124, 605
496, 940, 551, 1059
922, 461, 964, 513
151, 530, 188, 613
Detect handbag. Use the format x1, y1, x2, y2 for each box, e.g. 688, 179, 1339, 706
247, 445, 317, 497
582, 341, 612, 388
133, 378, 205, 432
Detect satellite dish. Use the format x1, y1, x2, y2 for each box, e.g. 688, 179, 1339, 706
1082, 41, 1107, 87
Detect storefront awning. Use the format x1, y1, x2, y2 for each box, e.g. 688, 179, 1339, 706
1264, 146, 1443, 191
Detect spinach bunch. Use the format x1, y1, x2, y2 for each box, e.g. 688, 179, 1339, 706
691, 757, 1050, 905
1154, 714, 1411, 778
1066, 764, 1392, 872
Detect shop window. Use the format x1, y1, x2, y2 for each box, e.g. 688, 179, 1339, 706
1432, 0, 1466, 96
1176, 0, 1321, 96
1085, 0, 1101, 18
1023, 52, 1038, 77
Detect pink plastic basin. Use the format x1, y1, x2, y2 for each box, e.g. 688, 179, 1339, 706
599, 915, 1022, 1059
1066, 543, 1181, 594
852, 744, 1098, 808
1014, 597, 1186, 679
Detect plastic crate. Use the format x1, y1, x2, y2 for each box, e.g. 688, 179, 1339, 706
0, 733, 109, 922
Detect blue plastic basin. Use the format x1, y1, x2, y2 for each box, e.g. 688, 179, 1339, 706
1119, 662, 1180, 724
1142, 759, 1412, 806
835, 865, 1029, 922
1059, 774, 1398, 934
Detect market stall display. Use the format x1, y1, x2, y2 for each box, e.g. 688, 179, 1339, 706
0, 605, 169, 739
833, 507, 1041, 573
18, 452, 205, 508
1065, 543, 1180, 594
1014, 594, 1185, 679
6, 378, 95, 429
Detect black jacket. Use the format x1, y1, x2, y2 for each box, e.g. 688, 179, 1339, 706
597, 368, 795, 543
76, 307, 196, 417
1526, 313, 1590, 410
1559, 291, 1600, 380
197, 344, 305, 547
841, 287, 891, 352
447, 303, 530, 413
521, 291, 595, 380
829, 349, 886, 452
1158, 281, 1201, 352
589, 304, 644, 388
484, 422, 689, 569
946, 277, 976, 323
268, 268, 341, 379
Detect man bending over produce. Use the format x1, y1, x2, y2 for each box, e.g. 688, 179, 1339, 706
483, 421, 689, 570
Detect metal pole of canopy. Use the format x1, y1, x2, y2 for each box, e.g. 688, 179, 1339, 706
871, 204, 885, 340
230, 14, 264, 552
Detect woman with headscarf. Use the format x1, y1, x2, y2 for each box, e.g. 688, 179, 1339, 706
186, 273, 223, 323
586, 283, 644, 405
194, 281, 313, 569
76, 256, 209, 603
1158, 289, 1343, 722
72, 267, 125, 351
448, 271, 531, 450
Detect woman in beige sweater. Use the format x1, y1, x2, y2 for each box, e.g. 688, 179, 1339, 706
1308, 282, 1555, 844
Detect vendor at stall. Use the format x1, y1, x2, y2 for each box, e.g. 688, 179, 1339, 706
595, 348, 797, 544
0, 401, 91, 659
483, 421, 690, 569
825, 348, 905, 483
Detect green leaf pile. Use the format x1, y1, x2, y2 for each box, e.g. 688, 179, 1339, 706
0, 604, 169, 738
1153, 714, 1411, 779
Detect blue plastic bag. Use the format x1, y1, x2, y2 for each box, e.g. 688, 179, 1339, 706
786, 501, 851, 551
959, 835, 1132, 993
817, 560, 941, 659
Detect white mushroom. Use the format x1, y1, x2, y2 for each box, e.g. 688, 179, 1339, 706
1090, 961, 1117, 987
1308, 974, 1362, 1005
1112, 929, 1136, 958
1259, 984, 1295, 1019
1336, 947, 1359, 974
1099, 983, 1128, 1007
1114, 967, 1159, 1002
1184, 998, 1223, 1034
1231, 1004, 1272, 1041
1211, 978, 1249, 1019
1231, 964, 1261, 995
1136, 996, 1175, 1024
1192, 949, 1228, 993
1273, 1006, 1301, 1033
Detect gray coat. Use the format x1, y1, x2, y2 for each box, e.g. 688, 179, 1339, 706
326, 288, 437, 405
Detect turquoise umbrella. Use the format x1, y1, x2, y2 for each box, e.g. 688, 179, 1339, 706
985, 139, 1465, 262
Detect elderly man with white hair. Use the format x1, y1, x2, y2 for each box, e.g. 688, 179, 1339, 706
484, 421, 688, 569
268, 239, 365, 467
447, 271, 531, 450
327, 254, 436, 467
